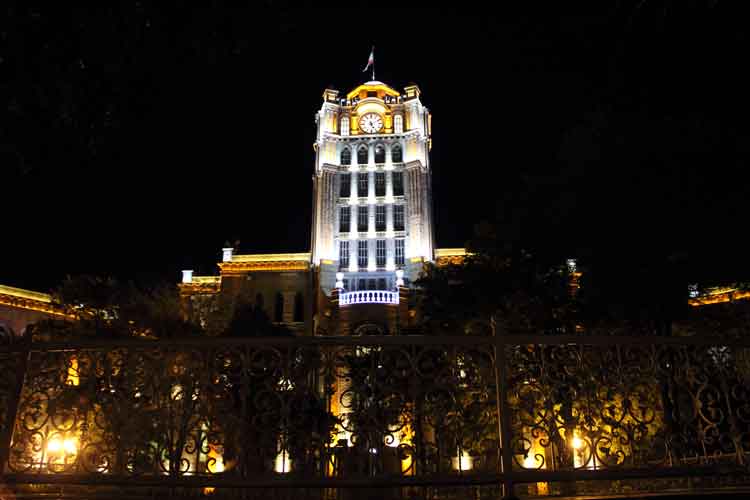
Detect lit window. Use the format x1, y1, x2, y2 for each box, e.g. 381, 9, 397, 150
394, 205, 405, 231
341, 148, 351, 165
358, 241, 368, 269
340, 173, 351, 198
391, 145, 403, 163
340, 241, 349, 268
376, 240, 386, 268
341, 116, 350, 136
375, 172, 385, 197
358, 206, 369, 232
394, 115, 403, 134
357, 173, 368, 197
392, 171, 404, 196
395, 239, 405, 266
339, 207, 350, 233
375, 205, 386, 231
357, 146, 368, 165
375, 144, 386, 163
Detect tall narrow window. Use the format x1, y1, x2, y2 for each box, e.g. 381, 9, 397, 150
340, 116, 350, 136
293, 292, 304, 322
339, 206, 350, 233
375, 172, 385, 197
392, 171, 404, 196
374, 144, 386, 163
394, 115, 403, 134
375, 205, 386, 231
339, 173, 351, 198
341, 147, 351, 165
376, 240, 386, 268
391, 144, 403, 163
357, 173, 368, 197
342, 279, 349, 290
358, 278, 366, 291
358, 241, 368, 269
368, 278, 376, 290
395, 239, 405, 266
377, 278, 387, 290
357, 146, 368, 165
274, 292, 284, 323
339, 240, 349, 268
394, 205, 405, 231
357, 206, 369, 232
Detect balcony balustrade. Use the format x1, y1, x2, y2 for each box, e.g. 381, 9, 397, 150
339, 290, 399, 306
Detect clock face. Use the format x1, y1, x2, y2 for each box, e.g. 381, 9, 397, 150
359, 113, 383, 134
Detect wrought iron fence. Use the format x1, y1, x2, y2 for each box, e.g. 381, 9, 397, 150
1, 333, 749, 499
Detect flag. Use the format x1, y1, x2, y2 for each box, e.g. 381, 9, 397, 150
362, 47, 374, 72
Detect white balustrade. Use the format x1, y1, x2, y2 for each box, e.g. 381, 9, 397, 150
339, 290, 399, 306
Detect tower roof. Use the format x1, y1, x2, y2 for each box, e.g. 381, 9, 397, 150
346, 81, 400, 100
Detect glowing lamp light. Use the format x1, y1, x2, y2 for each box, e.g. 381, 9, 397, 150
48, 437, 77, 455
396, 269, 405, 287
222, 247, 234, 262
571, 436, 584, 450
335, 272, 344, 289
181, 270, 193, 284
452, 451, 473, 471
274, 450, 292, 474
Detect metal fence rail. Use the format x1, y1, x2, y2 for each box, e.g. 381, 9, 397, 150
1, 333, 749, 499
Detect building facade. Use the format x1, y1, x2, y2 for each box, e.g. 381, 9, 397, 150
180, 79, 464, 336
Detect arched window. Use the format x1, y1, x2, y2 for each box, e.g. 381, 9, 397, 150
293, 292, 304, 322
274, 292, 284, 323
357, 146, 368, 165
341, 147, 351, 165
394, 114, 403, 134
391, 144, 403, 163
340, 116, 350, 136
374, 144, 386, 164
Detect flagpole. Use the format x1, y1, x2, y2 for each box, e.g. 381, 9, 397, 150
372, 46, 375, 81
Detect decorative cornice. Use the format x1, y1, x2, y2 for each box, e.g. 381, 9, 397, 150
219, 253, 311, 275
178, 276, 221, 296
0, 285, 71, 318
689, 288, 750, 307
434, 248, 469, 267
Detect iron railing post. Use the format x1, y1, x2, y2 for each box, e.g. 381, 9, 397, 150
492, 317, 515, 499
0, 338, 30, 475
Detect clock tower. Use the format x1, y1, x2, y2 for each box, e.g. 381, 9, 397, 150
311, 80, 434, 298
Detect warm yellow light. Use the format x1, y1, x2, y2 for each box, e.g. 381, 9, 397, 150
274, 450, 291, 473
571, 436, 584, 450
48, 437, 77, 455
66, 356, 80, 386
452, 451, 473, 471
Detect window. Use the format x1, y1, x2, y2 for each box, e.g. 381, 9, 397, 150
375, 205, 385, 231
374, 144, 386, 163
391, 144, 403, 163
357, 146, 368, 164
293, 292, 304, 322
342, 279, 349, 290
358, 278, 366, 291
341, 117, 350, 136
357, 173, 368, 197
377, 278, 387, 290
341, 147, 351, 165
358, 240, 368, 268
376, 239, 386, 268
340, 174, 351, 198
367, 90, 377, 97
274, 292, 284, 323
339, 206, 350, 233
375, 172, 385, 197
394, 115, 403, 134
368, 279, 376, 290
392, 171, 404, 196
357, 206, 369, 232
394, 205, 405, 231
339, 240, 349, 268
395, 239, 405, 266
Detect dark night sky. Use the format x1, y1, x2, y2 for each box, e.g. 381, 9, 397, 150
2, 3, 750, 292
